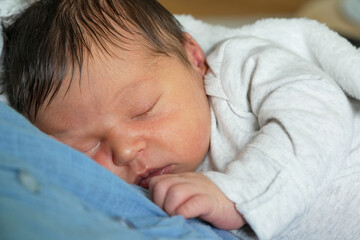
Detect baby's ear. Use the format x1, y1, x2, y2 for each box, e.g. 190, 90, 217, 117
182, 33, 207, 76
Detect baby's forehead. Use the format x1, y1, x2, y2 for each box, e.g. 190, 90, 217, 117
62, 39, 169, 95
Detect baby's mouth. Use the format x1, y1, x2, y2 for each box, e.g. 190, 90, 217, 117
135, 165, 173, 189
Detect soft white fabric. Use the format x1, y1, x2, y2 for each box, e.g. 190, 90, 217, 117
177, 15, 360, 100
205, 36, 359, 240
178, 16, 360, 239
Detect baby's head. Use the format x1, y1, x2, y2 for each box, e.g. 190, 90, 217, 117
1, 0, 210, 188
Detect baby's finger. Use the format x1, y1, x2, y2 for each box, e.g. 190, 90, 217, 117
149, 174, 186, 209
149, 175, 170, 209
162, 182, 196, 215
174, 194, 212, 220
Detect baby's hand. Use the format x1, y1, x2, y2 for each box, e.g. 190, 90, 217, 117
149, 172, 245, 230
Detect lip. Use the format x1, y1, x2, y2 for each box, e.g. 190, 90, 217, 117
135, 165, 174, 189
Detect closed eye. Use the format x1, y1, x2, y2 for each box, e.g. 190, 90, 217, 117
133, 96, 160, 120
82, 141, 101, 156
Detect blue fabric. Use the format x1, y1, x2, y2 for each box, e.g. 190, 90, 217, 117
0, 102, 238, 240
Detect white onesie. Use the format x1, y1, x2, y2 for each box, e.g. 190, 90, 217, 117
196, 36, 360, 239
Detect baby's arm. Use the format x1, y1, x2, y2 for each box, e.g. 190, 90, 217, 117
149, 172, 245, 230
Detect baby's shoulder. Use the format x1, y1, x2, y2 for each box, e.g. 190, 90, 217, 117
207, 36, 324, 86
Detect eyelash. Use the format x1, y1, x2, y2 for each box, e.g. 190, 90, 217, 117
83, 141, 101, 156
134, 98, 159, 119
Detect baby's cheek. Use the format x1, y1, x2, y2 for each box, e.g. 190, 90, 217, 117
193, 120, 210, 153
91, 148, 115, 172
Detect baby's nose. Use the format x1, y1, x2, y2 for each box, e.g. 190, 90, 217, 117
111, 135, 147, 166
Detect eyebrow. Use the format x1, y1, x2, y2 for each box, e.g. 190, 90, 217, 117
111, 75, 158, 102
110, 78, 145, 103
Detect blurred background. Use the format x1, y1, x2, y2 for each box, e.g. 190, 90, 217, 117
158, 0, 360, 46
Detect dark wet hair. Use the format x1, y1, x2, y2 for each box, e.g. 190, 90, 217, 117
0, 0, 187, 120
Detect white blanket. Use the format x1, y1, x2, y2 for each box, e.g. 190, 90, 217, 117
177, 15, 360, 101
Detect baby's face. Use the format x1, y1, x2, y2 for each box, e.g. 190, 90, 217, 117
36, 36, 211, 188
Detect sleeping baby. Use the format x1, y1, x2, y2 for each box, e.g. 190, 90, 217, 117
1, 0, 360, 239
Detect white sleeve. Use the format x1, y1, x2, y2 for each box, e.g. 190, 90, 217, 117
203, 38, 354, 239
